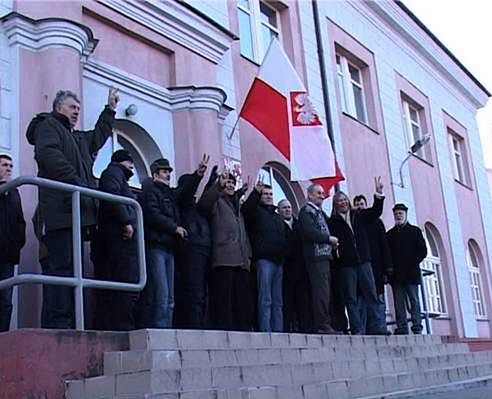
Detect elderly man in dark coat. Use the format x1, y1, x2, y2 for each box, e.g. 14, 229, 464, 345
198, 170, 253, 331
386, 203, 427, 334
0, 154, 26, 332
26, 87, 119, 329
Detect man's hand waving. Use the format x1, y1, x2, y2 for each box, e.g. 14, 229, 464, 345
108, 87, 120, 111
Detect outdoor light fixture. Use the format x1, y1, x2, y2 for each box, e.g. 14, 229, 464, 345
125, 104, 138, 117
394, 134, 431, 188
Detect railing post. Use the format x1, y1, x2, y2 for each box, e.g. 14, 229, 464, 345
72, 191, 84, 330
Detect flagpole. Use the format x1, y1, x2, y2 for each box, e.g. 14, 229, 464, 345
227, 116, 240, 140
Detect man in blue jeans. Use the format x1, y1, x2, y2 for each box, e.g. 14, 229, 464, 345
138, 155, 208, 328
243, 181, 289, 332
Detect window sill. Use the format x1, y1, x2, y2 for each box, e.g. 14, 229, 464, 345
240, 53, 261, 67
454, 178, 473, 191
342, 112, 380, 135
476, 318, 489, 322
409, 152, 434, 168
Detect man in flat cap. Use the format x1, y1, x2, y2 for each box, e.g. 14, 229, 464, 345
386, 203, 427, 334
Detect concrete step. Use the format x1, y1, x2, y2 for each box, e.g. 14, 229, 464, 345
103, 345, 483, 375
67, 357, 492, 398
129, 330, 443, 352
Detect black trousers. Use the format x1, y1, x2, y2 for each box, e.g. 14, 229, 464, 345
210, 266, 253, 331
306, 260, 332, 331
179, 250, 209, 329
283, 271, 313, 333
330, 267, 349, 333
0, 262, 14, 332
105, 234, 139, 331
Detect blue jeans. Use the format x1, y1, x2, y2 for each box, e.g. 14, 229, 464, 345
358, 293, 386, 333
138, 246, 174, 328
0, 262, 15, 332
339, 262, 384, 334
256, 259, 283, 332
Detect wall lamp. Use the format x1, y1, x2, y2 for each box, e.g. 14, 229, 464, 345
394, 134, 431, 188
125, 104, 138, 117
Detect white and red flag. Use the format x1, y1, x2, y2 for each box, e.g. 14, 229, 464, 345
239, 39, 344, 193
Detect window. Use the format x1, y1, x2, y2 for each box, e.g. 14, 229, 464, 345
467, 242, 487, 318
93, 128, 149, 188
336, 54, 367, 123
238, 0, 279, 63
401, 98, 431, 161
448, 131, 468, 184
422, 227, 447, 315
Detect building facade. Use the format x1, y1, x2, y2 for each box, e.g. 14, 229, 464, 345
0, 0, 491, 338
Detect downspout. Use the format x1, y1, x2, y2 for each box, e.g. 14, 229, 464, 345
311, 0, 340, 192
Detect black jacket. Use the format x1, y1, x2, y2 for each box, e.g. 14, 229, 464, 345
0, 182, 26, 264
177, 175, 211, 255
242, 190, 289, 262
26, 107, 114, 232
298, 203, 333, 263
141, 173, 201, 249
283, 217, 309, 283
97, 162, 137, 237
366, 218, 392, 294
328, 196, 384, 268
386, 222, 427, 285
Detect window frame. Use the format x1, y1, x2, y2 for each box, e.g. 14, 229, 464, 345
237, 0, 280, 63
401, 98, 432, 162
467, 245, 487, 319
449, 133, 467, 184
336, 53, 368, 124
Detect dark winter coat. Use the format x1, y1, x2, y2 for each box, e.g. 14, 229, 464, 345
197, 183, 252, 271
328, 196, 384, 268
25, 107, 115, 232
242, 190, 289, 262
0, 182, 26, 264
386, 222, 427, 285
298, 203, 333, 263
284, 217, 309, 284
97, 162, 137, 237
177, 174, 211, 256
366, 218, 392, 294
141, 173, 201, 249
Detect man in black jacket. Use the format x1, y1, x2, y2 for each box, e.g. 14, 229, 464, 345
353, 194, 392, 334
26, 87, 119, 329
0, 154, 26, 331
328, 177, 386, 335
386, 203, 427, 334
278, 199, 313, 333
243, 182, 289, 332
97, 150, 138, 330
138, 156, 207, 328
298, 184, 339, 334
175, 170, 212, 329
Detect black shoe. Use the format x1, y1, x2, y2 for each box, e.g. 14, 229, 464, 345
317, 326, 338, 335
394, 328, 409, 335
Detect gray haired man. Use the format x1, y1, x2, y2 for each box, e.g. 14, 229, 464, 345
26, 87, 119, 329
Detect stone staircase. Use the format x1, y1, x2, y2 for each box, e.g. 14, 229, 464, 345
65, 329, 492, 399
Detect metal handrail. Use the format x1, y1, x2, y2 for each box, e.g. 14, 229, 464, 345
0, 175, 146, 330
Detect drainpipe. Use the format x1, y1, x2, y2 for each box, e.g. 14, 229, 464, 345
311, 0, 340, 192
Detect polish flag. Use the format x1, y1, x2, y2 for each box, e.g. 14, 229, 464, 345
239, 39, 344, 193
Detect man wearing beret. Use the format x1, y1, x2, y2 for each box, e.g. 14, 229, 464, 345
97, 149, 138, 330
386, 203, 427, 334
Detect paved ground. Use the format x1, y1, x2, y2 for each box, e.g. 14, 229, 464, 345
417, 386, 492, 399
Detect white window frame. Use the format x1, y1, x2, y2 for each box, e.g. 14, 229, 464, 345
449, 133, 467, 184
336, 54, 367, 123
402, 100, 429, 160
467, 248, 487, 319
237, 0, 280, 63
421, 232, 447, 317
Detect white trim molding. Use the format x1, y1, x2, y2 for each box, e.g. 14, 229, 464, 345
98, 0, 235, 64
0, 12, 98, 57
83, 58, 232, 118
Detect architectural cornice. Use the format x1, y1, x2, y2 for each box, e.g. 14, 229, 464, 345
362, 1, 489, 108
97, 0, 234, 64
83, 58, 232, 118
0, 12, 98, 56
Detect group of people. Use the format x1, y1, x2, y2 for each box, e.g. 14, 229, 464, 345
0, 87, 428, 335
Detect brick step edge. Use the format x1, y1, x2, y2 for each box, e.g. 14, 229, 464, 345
357, 373, 492, 399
